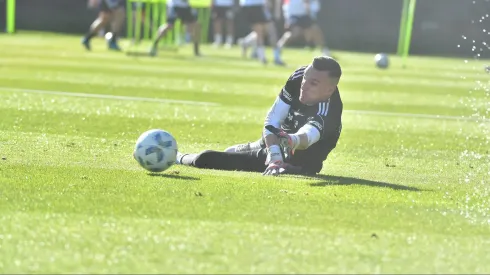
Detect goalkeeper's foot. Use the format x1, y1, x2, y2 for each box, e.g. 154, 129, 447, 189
81, 37, 91, 51
175, 152, 187, 165
108, 40, 122, 51
149, 45, 158, 57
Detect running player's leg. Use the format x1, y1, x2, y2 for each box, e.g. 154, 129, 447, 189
177, 149, 268, 172
276, 17, 304, 64
267, 19, 285, 65
277, 16, 302, 48
241, 4, 269, 63
237, 31, 258, 58
252, 21, 267, 64
307, 23, 330, 56
181, 8, 201, 56
107, 3, 125, 51
224, 8, 235, 48
150, 5, 178, 56
82, 0, 112, 50
212, 6, 225, 46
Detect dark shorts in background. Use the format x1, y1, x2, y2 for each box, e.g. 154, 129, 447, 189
99, 0, 123, 12
286, 15, 313, 29
167, 6, 198, 24
240, 5, 271, 25
212, 6, 234, 20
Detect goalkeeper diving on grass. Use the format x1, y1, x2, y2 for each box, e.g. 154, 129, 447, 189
176, 56, 343, 176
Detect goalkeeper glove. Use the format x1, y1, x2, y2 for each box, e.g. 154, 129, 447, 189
264, 125, 296, 161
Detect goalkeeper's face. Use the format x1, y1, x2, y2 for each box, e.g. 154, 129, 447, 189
299, 65, 337, 105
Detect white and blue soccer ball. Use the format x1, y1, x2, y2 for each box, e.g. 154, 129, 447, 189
375, 53, 389, 69
133, 129, 178, 172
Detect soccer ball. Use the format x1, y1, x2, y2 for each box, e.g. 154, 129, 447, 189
133, 129, 178, 172
375, 53, 389, 69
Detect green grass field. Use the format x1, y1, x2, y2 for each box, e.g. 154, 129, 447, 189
0, 33, 489, 273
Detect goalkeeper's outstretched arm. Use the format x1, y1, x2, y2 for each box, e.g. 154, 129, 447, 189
263, 96, 290, 150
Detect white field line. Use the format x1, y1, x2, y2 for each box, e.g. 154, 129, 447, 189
0, 87, 220, 107
0, 87, 488, 122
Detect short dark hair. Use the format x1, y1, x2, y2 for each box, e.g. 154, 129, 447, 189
312, 56, 342, 81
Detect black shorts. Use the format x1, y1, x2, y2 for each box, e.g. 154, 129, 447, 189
167, 6, 198, 24
99, 0, 123, 12
240, 5, 271, 25
286, 15, 313, 29
212, 6, 234, 20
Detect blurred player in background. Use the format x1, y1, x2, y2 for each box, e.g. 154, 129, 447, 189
238, 0, 285, 65
82, 0, 125, 51
175, 56, 343, 176
277, 0, 330, 58
150, 0, 201, 56
238, 0, 284, 65
212, 0, 236, 48
304, 0, 329, 53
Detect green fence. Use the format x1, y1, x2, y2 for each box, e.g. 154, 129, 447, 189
126, 0, 211, 50
4, 0, 16, 33
397, 0, 417, 66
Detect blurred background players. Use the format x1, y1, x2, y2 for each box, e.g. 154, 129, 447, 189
277, 0, 330, 58
82, 0, 125, 51
150, 0, 201, 56
238, 0, 278, 64
211, 0, 236, 48
238, 0, 284, 65
304, 0, 328, 53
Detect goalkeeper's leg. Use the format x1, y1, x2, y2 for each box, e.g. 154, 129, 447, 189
177, 149, 267, 172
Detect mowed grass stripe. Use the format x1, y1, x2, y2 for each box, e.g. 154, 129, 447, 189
1, 211, 488, 273
1, 88, 488, 130
1, 32, 480, 71
0, 164, 475, 233
1, 55, 485, 82
1, 58, 477, 91
0, 129, 481, 196
0, 84, 483, 120
0, 70, 480, 115
1, 105, 485, 160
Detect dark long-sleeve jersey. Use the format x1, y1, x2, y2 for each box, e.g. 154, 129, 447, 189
264, 66, 343, 173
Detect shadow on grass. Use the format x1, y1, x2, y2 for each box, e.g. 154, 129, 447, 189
147, 172, 199, 181
296, 174, 422, 191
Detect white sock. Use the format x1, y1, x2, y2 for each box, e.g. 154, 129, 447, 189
226, 35, 233, 45
214, 34, 222, 44
257, 46, 265, 60
322, 47, 330, 56
243, 33, 257, 47
274, 47, 281, 61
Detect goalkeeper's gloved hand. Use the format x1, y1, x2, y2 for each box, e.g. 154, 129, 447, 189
264, 125, 296, 161
263, 160, 302, 176
263, 160, 287, 176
